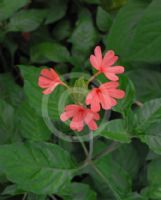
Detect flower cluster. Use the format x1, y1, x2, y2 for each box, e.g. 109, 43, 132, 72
38, 46, 125, 132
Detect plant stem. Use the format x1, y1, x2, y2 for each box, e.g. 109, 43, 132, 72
49, 195, 57, 200
92, 142, 120, 161
135, 100, 143, 107
87, 71, 101, 86
75, 132, 89, 158
88, 131, 93, 161
22, 193, 27, 200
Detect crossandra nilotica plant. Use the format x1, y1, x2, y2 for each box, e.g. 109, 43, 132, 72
38, 46, 125, 132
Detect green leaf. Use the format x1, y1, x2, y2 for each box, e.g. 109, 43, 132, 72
112, 75, 135, 115
7, 9, 47, 32
88, 143, 139, 199
146, 158, 161, 199
128, 0, 161, 62
52, 19, 71, 41
2, 184, 24, 196
96, 7, 112, 32
0, 142, 76, 194
0, 100, 16, 144
19, 65, 66, 120
96, 119, 130, 143
0, 0, 29, 21
27, 194, 47, 200
128, 69, 161, 102
134, 98, 161, 154
135, 98, 161, 133
64, 182, 97, 200
30, 42, 70, 63
106, 0, 150, 60
69, 9, 98, 66
16, 101, 52, 141
0, 73, 24, 107
45, 0, 68, 24
100, 0, 128, 11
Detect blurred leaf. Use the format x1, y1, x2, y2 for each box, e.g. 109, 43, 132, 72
52, 19, 71, 41
64, 182, 97, 200
71, 77, 88, 104
88, 143, 139, 199
0, 0, 29, 21
27, 194, 47, 200
106, 0, 150, 60
0, 100, 16, 144
113, 75, 135, 115
7, 9, 47, 32
19, 65, 66, 120
134, 98, 161, 154
100, 0, 128, 11
80, 0, 99, 4
45, 0, 68, 24
16, 101, 52, 141
0, 73, 24, 107
145, 158, 161, 199
69, 9, 98, 66
96, 119, 131, 143
30, 42, 70, 63
2, 184, 24, 196
0, 142, 76, 194
128, 69, 161, 102
96, 7, 112, 32
128, 0, 161, 62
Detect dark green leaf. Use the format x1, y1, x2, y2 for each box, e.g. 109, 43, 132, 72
128, 0, 161, 62
19, 65, 66, 120
96, 119, 130, 143
7, 9, 47, 32
96, 7, 112, 32
100, 0, 128, 11
106, 0, 150, 60
0, 73, 24, 107
30, 42, 70, 63
45, 0, 68, 24
0, 0, 29, 21
128, 69, 161, 102
0, 142, 76, 194
52, 20, 71, 41
16, 101, 52, 141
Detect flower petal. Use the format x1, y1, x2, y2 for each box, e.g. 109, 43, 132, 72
108, 89, 125, 99
104, 72, 119, 81
107, 66, 124, 74
102, 51, 118, 67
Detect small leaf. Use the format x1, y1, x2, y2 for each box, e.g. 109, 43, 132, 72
30, 42, 70, 63
19, 65, 66, 120
96, 7, 112, 32
7, 9, 47, 32
96, 119, 130, 143
45, 0, 68, 24
100, 0, 128, 11
0, 0, 29, 21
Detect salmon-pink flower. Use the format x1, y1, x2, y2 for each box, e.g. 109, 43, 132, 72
38, 68, 64, 94
86, 82, 125, 112
90, 46, 124, 81
60, 105, 100, 132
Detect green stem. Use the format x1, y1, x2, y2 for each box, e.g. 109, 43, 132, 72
22, 193, 27, 200
92, 142, 120, 161
88, 131, 93, 161
87, 71, 101, 86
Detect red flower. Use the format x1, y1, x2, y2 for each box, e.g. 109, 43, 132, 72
86, 82, 125, 112
90, 46, 124, 81
38, 68, 64, 94
60, 105, 100, 132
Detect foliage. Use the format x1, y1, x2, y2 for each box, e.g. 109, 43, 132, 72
0, 0, 161, 199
